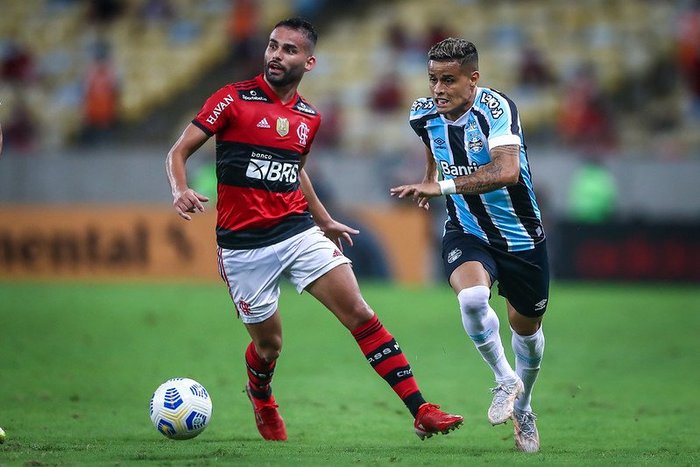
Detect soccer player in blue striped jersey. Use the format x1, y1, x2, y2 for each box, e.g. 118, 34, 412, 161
391, 38, 549, 453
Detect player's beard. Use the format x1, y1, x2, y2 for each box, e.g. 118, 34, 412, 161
264, 62, 304, 88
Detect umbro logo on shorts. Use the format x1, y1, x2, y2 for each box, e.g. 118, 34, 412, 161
534, 299, 548, 311
257, 118, 271, 128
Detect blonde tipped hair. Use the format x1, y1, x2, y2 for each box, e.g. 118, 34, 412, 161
428, 38, 478, 70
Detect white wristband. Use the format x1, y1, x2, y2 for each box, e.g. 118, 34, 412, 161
438, 179, 456, 195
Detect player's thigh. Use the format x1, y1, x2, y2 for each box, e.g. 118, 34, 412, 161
218, 246, 282, 325
283, 226, 351, 294
449, 262, 493, 294
280, 227, 367, 329
305, 263, 373, 330
443, 232, 497, 293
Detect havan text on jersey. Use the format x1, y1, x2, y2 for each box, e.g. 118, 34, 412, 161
205, 94, 234, 125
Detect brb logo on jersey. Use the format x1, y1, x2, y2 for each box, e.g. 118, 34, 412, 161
245, 151, 299, 183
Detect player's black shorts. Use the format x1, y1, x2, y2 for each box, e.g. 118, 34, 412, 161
442, 232, 550, 318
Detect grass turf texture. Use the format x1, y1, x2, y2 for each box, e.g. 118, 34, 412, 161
0, 281, 698, 465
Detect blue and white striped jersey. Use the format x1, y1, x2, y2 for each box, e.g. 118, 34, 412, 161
409, 87, 545, 252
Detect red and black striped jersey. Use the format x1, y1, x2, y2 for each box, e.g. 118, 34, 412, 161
192, 74, 321, 249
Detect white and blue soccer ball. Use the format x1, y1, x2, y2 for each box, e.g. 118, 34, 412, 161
149, 378, 212, 440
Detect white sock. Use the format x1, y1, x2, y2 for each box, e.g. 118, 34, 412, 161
511, 326, 545, 413
458, 286, 517, 384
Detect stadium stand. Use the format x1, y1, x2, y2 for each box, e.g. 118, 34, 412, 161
298, 0, 684, 157
0, 0, 293, 148
0, 0, 694, 158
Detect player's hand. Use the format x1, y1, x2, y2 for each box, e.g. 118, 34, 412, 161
318, 219, 359, 251
390, 182, 440, 210
172, 188, 209, 221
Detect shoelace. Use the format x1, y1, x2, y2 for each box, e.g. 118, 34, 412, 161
517, 412, 538, 434
490, 384, 515, 398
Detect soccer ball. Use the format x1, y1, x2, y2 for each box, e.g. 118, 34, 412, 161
149, 378, 212, 440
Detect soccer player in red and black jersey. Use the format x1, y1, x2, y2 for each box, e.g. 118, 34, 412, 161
165, 18, 463, 442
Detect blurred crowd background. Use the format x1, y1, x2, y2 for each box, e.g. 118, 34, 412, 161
1, 0, 699, 283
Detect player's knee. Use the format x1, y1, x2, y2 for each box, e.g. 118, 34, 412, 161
343, 301, 374, 330
258, 347, 281, 363
256, 339, 282, 363
457, 285, 490, 317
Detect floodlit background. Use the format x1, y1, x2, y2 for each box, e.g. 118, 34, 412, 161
0, 0, 698, 283
1, 2, 699, 464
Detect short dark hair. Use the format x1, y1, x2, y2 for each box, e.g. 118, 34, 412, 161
274, 17, 318, 49
428, 38, 478, 70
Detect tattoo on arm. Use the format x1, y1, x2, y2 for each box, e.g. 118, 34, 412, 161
453, 144, 520, 195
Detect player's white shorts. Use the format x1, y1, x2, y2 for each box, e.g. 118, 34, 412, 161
217, 226, 352, 324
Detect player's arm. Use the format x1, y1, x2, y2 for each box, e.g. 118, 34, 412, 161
391, 144, 520, 200
416, 144, 438, 210
453, 144, 520, 194
299, 158, 359, 250
166, 123, 211, 221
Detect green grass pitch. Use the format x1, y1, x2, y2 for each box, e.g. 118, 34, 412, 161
0, 281, 698, 465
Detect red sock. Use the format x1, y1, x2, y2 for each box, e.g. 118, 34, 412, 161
352, 315, 426, 417
245, 341, 276, 400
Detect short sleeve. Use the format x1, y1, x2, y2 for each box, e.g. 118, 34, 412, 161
192, 86, 236, 136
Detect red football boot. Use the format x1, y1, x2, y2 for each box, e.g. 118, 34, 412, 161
245, 383, 287, 441
413, 403, 464, 440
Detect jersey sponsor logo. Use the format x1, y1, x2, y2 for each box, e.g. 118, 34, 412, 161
447, 248, 462, 264
251, 151, 272, 160
293, 99, 317, 115
440, 160, 480, 177
411, 98, 434, 112
468, 135, 484, 152
256, 117, 271, 128
276, 117, 289, 137
238, 88, 271, 102
480, 92, 504, 119
534, 298, 548, 312
245, 158, 299, 183
205, 94, 234, 125
297, 122, 310, 146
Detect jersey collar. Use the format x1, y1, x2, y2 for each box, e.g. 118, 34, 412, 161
439, 86, 480, 126
256, 74, 299, 106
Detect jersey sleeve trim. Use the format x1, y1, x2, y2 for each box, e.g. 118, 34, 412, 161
192, 119, 214, 137
488, 134, 520, 149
